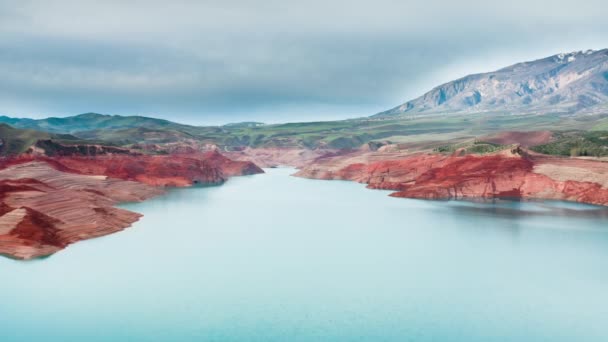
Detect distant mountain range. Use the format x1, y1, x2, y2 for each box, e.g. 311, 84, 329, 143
375, 49, 608, 117
2, 49, 607, 134
2, 49, 608, 151
222, 122, 266, 128
0, 113, 183, 134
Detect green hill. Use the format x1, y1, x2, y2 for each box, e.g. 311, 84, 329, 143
0, 113, 185, 134
2, 111, 607, 151
0, 124, 77, 155
0, 123, 111, 156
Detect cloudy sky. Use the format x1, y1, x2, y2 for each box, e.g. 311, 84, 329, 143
0, 0, 607, 124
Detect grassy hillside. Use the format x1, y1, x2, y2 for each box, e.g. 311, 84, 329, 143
75, 127, 200, 145
2, 111, 607, 151
0, 124, 73, 155
434, 140, 509, 155
197, 112, 601, 149
0, 123, 111, 156
531, 131, 608, 157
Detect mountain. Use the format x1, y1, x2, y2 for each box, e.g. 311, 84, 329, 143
375, 49, 608, 117
0, 124, 81, 155
223, 122, 265, 128
0, 113, 187, 134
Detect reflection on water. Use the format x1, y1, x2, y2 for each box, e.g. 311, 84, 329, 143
446, 199, 608, 221
1, 168, 608, 342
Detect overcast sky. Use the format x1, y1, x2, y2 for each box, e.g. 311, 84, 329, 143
1, 0, 607, 125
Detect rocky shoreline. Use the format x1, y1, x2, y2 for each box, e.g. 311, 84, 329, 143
293, 148, 608, 207
4, 141, 608, 260
0, 152, 263, 259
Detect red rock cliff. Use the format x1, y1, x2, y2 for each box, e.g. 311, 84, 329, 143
0, 151, 264, 259
295, 149, 608, 206
0, 162, 162, 259
4, 151, 263, 187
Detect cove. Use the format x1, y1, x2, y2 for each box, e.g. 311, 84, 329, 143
1, 168, 608, 341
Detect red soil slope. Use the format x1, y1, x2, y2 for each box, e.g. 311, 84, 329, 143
295, 148, 608, 206
3, 151, 263, 187
0, 162, 162, 259
0, 151, 264, 259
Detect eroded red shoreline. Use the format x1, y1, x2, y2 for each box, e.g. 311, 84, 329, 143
0, 152, 263, 259
4, 142, 608, 260
294, 148, 608, 206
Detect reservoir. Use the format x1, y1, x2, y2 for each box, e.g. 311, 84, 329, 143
1, 168, 608, 341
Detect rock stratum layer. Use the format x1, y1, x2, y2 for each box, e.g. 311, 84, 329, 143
0, 161, 162, 259
0, 152, 263, 259
50, 150, 263, 186
295, 148, 608, 206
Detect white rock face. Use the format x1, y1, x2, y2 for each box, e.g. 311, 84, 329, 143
375, 49, 608, 117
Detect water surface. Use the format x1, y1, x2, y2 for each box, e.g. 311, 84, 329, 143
1, 168, 608, 341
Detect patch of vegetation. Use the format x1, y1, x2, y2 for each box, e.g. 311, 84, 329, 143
434, 140, 507, 155
0, 123, 116, 156
531, 131, 608, 157
0, 124, 67, 155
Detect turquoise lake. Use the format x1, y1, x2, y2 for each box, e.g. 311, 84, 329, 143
2, 167, 608, 341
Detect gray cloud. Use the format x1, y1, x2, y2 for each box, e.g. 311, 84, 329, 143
0, 0, 607, 124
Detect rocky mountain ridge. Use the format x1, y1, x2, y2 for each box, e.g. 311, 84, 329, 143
376, 49, 608, 117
